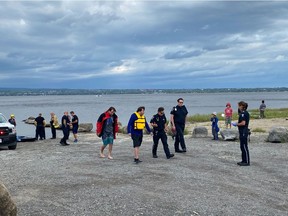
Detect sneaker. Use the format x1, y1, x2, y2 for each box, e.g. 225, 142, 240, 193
167, 154, 175, 159
237, 162, 250, 166
134, 158, 142, 164
74, 139, 78, 143
153, 155, 158, 158
175, 150, 184, 153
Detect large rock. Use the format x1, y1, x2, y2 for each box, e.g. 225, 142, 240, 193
78, 123, 93, 132
0, 181, 17, 216
192, 126, 208, 138
23, 116, 35, 124
220, 129, 239, 141
267, 127, 288, 143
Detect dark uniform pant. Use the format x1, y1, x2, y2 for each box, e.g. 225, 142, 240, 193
61, 127, 69, 144
51, 124, 56, 138
35, 125, 45, 140
239, 130, 250, 164
174, 123, 186, 151
152, 132, 171, 157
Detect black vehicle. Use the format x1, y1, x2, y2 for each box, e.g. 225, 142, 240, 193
0, 113, 17, 150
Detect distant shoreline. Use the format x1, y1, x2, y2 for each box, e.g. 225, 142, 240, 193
0, 87, 288, 96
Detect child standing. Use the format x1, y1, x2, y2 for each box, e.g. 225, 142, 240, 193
211, 112, 219, 140
225, 102, 233, 128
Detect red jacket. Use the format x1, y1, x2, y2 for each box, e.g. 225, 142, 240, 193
96, 111, 118, 139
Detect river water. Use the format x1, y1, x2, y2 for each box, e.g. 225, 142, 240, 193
0, 92, 287, 136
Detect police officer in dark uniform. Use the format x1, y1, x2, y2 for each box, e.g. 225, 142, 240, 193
150, 107, 174, 159
60, 111, 71, 146
34, 113, 46, 140
232, 101, 250, 166
170, 98, 188, 153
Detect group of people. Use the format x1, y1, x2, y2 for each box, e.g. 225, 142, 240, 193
210, 101, 252, 166
97, 98, 251, 166
31, 111, 79, 145
95, 98, 188, 164
9, 98, 262, 167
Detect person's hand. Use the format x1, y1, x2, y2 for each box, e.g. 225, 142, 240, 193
231, 122, 237, 127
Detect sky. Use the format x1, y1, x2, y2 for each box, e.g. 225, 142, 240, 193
0, 0, 288, 89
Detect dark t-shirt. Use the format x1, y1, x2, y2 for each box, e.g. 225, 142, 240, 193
35, 116, 45, 126
62, 115, 70, 128
150, 114, 167, 133
72, 115, 79, 127
170, 105, 188, 124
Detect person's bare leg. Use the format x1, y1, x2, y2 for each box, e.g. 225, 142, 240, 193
134, 147, 139, 159
108, 144, 113, 159
100, 145, 106, 158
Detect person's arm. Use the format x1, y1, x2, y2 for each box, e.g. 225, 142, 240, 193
145, 120, 152, 134
150, 116, 157, 128
127, 114, 136, 134
170, 114, 175, 128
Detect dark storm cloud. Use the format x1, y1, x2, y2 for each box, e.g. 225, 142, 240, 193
0, 1, 288, 88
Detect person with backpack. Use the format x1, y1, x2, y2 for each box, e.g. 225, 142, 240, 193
96, 107, 118, 160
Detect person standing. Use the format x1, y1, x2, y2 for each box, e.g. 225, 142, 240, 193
96, 107, 119, 159
60, 111, 70, 146
34, 113, 46, 140
127, 106, 152, 164
224, 102, 233, 129
210, 112, 219, 140
170, 98, 188, 153
259, 100, 266, 119
70, 111, 79, 143
50, 112, 59, 139
150, 107, 174, 159
232, 101, 250, 166
8, 114, 16, 127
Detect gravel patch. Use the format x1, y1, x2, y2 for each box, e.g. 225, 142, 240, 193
0, 132, 287, 216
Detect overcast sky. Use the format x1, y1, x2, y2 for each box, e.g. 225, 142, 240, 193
1, 1, 288, 89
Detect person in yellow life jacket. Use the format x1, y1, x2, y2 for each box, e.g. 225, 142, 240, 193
50, 112, 60, 139
127, 106, 152, 164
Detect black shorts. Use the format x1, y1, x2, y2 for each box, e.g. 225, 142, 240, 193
131, 134, 143, 148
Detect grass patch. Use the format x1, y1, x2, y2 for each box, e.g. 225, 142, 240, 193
186, 108, 288, 123
187, 114, 212, 123
252, 128, 266, 133
249, 108, 288, 119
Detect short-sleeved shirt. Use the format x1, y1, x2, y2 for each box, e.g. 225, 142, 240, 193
35, 116, 45, 126
238, 111, 250, 132
170, 105, 188, 125
150, 113, 167, 133
72, 115, 79, 127
62, 115, 70, 128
